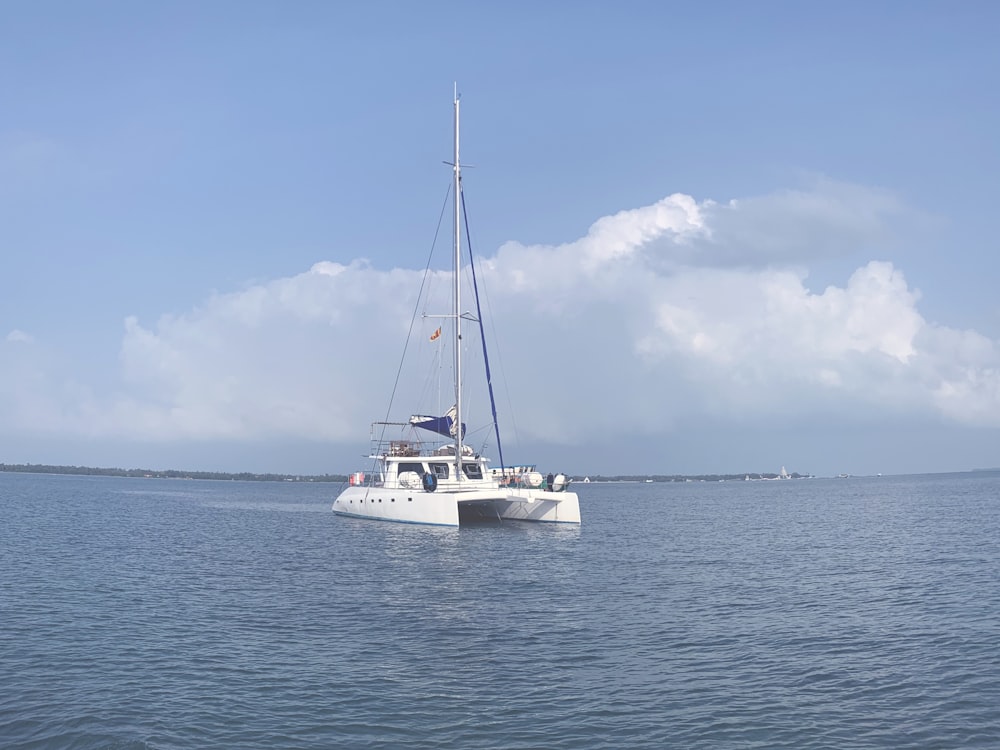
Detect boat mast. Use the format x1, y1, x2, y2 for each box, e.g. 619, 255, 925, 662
452, 88, 463, 481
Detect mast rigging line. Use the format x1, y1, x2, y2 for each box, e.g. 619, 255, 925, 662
370, 183, 453, 468
460, 186, 506, 474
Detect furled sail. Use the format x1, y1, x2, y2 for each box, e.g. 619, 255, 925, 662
409, 405, 466, 439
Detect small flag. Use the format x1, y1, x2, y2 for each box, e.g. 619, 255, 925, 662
429, 326, 442, 341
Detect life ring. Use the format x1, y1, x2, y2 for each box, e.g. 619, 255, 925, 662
422, 472, 438, 492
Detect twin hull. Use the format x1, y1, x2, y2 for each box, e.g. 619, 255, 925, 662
332, 485, 581, 526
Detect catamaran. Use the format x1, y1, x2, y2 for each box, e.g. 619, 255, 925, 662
331, 92, 581, 527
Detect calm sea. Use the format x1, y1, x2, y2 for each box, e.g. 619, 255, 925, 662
2, 471, 999, 749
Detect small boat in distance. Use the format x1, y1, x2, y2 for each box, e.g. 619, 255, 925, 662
331, 91, 581, 527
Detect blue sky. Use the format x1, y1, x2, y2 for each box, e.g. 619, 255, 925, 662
2, 1, 999, 477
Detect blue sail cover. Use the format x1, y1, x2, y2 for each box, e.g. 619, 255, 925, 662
409, 411, 466, 439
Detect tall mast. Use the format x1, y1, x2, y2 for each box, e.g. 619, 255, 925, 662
452, 88, 463, 480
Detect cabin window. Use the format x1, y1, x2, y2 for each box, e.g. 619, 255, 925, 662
463, 462, 483, 479
398, 462, 425, 475
430, 463, 450, 479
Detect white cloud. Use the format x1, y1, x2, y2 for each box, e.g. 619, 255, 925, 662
5, 329, 34, 343
695, 179, 904, 267
101, 259, 430, 441
2, 180, 999, 465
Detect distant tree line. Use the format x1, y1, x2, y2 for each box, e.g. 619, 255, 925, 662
0, 463, 347, 483
0, 463, 809, 484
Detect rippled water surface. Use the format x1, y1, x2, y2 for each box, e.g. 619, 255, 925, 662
2, 471, 1000, 749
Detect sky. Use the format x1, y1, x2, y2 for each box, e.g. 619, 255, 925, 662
2, 1, 999, 478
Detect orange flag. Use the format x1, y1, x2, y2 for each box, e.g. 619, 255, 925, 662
429, 326, 442, 341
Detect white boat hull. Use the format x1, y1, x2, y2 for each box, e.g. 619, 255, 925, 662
332, 486, 581, 527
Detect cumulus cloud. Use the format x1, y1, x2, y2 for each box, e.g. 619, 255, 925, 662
104, 259, 431, 441
696, 179, 903, 267
2, 180, 999, 460
6, 329, 34, 343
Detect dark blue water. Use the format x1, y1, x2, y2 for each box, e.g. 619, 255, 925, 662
2, 471, 999, 749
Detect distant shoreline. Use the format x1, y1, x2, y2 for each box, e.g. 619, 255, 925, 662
3, 463, 995, 483
1, 462, 815, 484
0, 463, 345, 483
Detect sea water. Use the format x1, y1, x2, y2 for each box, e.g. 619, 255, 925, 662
1, 471, 999, 749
